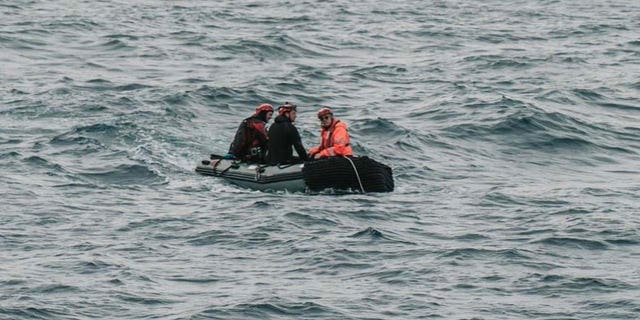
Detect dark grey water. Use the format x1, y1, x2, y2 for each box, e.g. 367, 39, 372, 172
2, 0, 640, 319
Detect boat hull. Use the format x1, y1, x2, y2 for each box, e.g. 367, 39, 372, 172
196, 156, 394, 193
195, 159, 306, 192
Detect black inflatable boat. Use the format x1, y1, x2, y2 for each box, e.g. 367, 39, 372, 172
195, 155, 393, 193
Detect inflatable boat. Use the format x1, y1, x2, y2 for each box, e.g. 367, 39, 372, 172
195, 155, 393, 193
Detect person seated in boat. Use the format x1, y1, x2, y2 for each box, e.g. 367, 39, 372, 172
307, 107, 353, 160
265, 102, 308, 165
225, 103, 274, 163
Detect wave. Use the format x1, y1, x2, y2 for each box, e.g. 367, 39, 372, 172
0, 306, 68, 320
117, 217, 192, 233
97, 39, 133, 51
531, 237, 608, 250
462, 54, 534, 69
177, 77, 209, 84
187, 229, 231, 246
288, 64, 333, 81
42, 18, 100, 31
23, 155, 65, 171
48, 123, 127, 152
439, 247, 532, 260
216, 33, 336, 61
0, 151, 20, 159
349, 226, 385, 239
192, 85, 247, 105
75, 259, 122, 274
572, 88, 606, 101
79, 164, 164, 186
348, 64, 415, 83
218, 39, 292, 60
0, 137, 21, 145
50, 134, 104, 148
104, 34, 139, 41
284, 212, 338, 227
349, 227, 415, 245
193, 301, 342, 319
264, 33, 336, 58
584, 299, 640, 314
348, 118, 432, 161
350, 117, 408, 138
0, 34, 47, 50
0, 3, 20, 9
605, 238, 640, 246
8, 88, 28, 95
30, 284, 80, 294
442, 96, 637, 155
74, 79, 151, 92
518, 274, 632, 295
164, 276, 221, 284
115, 292, 177, 305
596, 102, 640, 112
536, 89, 579, 105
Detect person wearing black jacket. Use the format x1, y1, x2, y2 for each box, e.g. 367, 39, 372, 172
226, 103, 273, 163
266, 102, 308, 165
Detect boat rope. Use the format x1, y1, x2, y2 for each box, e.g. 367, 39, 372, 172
213, 159, 236, 177
211, 159, 221, 175
345, 156, 365, 193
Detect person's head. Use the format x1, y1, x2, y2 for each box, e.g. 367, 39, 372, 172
317, 107, 333, 128
254, 103, 274, 122
278, 102, 298, 122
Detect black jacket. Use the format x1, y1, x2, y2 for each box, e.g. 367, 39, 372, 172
266, 115, 307, 165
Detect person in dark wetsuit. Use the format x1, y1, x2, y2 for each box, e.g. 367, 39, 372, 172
226, 103, 274, 163
266, 102, 308, 165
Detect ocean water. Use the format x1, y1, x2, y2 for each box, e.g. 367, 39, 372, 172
2, 0, 640, 319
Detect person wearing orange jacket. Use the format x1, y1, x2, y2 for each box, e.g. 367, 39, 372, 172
308, 107, 353, 159
226, 103, 274, 163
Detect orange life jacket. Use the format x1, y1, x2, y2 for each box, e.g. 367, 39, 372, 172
308, 120, 353, 158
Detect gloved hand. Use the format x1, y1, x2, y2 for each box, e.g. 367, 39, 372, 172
222, 153, 235, 160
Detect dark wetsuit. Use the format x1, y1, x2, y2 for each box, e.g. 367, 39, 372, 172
228, 115, 268, 163
266, 115, 307, 165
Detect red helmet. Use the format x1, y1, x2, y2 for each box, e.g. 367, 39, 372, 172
278, 102, 297, 115
317, 107, 333, 119
255, 103, 274, 114
256, 103, 273, 113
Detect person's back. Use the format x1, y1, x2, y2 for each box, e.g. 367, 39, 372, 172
227, 103, 273, 163
266, 103, 307, 165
